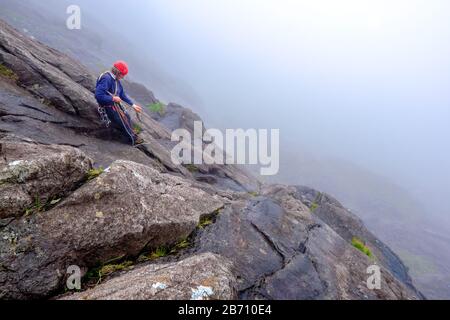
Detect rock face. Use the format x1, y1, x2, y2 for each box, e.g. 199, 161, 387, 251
0, 19, 423, 300
0, 134, 92, 219
0, 20, 98, 120
122, 80, 159, 107
0, 159, 223, 299
293, 186, 422, 297
60, 253, 237, 300
194, 184, 420, 300
150, 103, 204, 134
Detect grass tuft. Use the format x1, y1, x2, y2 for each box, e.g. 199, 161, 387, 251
310, 202, 319, 212
86, 167, 104, 181
184, 164, 198, 173
85, 260, 134, 285
172, 238, 190, 252
310, 192, 322, 212
147, 102, 166, 116
23, 196, 61, 216
351, 237, 373, 258
0, 63, 18, 81
137, 246, 169, 263
198, 216, 213, 229
133, 124, 142, 134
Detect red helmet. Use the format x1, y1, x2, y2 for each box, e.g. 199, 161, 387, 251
113, 60, 129, 76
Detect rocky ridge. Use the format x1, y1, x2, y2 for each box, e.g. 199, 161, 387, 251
0, 20, 422, 300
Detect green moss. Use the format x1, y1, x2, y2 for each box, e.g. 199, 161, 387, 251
23, 196, 62, 217
184, 164, 199, 173
99, 261, 134, 277
310, 202, 319, 212
24, 196, 43, 216
197, 208, 223, 230
172, 238, 190, 251
351, 237, 373, 258
133, 124, 142, 134
147, 102, 166, 116
84, 259, 134, 285
198, 216, 214, 229
310, 192, 323, 212
86, 167, 104, 181
0, 63, 18, 81
151, 246, 168, 258
248, 191, 259, 197
137, 246, 169, 263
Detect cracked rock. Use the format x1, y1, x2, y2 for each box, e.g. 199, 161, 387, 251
195, 184, 420, 300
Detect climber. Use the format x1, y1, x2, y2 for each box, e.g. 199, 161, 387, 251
95, 60, 144, 146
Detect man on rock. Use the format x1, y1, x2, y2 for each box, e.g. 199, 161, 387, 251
95, 60, 144, 145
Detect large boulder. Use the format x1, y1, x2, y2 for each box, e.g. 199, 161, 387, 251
0, 160, 223, 299
60, 253, 236, 300
0, 134, 92, 219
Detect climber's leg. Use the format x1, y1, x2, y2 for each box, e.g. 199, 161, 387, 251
104, 105, 136, 145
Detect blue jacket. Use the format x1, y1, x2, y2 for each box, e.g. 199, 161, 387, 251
95, 72, 134, 107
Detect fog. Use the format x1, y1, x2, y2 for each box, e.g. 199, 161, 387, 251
74, 0, 450, 224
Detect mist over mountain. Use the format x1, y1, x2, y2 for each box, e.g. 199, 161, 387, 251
254, 146, 450, 298
1, 0, 449, 299
0, 0, 204, 109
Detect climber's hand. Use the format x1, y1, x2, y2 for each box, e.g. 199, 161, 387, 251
133, 104, 143, 113
112, 96, 122, 103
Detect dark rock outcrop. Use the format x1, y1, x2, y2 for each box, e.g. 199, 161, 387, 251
122, 80, 159, 107
293, 185, 423, 297
0, 19, 98, 121
150, 102, 204, 134
194, 184, 420, 300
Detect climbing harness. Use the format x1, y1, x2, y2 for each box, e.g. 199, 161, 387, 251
97, 71, 137, 145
